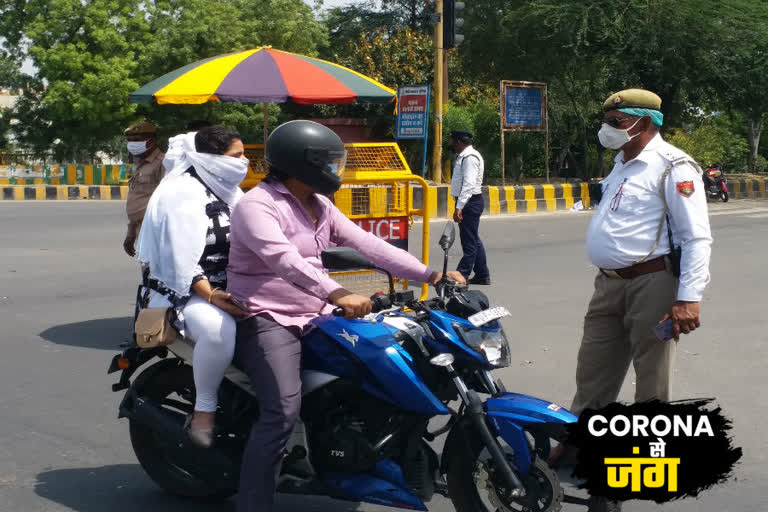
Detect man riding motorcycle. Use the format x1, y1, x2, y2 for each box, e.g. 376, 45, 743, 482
226, 120, 465, 512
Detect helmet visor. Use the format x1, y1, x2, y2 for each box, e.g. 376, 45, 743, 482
327, 150, 347, 179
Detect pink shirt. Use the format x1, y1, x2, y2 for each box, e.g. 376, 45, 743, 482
227, 180, 433, 329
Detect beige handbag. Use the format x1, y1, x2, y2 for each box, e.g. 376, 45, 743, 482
135, 307, 178, 348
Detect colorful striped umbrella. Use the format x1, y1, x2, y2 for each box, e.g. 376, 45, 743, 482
130, 47, 396, 106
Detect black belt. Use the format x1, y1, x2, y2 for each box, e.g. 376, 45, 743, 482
453, 193, 482, 201
600, 256, 668, 279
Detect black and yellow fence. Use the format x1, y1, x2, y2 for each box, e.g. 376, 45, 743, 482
412, 182, 594, 219
0, 185, 128, 201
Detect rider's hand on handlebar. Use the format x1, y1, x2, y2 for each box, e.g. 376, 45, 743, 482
329, 289, 372, 319
428, 271, 467, 285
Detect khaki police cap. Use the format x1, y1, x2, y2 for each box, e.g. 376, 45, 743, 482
603, 89, 662, 112
124, 121, 156, 136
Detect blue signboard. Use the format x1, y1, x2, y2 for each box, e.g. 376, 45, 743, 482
504, 86, 544, 128
395, 85, 430, 140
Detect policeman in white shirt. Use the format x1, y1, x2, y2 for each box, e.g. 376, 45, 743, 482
565, 88, 711, 512
450, 130, 491, 285
573, 89, 712, 416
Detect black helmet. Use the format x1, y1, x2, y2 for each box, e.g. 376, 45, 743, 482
265, 120, 347, 195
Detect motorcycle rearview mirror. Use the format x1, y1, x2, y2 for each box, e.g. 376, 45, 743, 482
321, 247, 377, 271
438, 222, 456, 251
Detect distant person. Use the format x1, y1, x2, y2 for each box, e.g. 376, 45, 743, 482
163, 120, 214, 174
450, 130, 490, 285
123, 121, 165, 257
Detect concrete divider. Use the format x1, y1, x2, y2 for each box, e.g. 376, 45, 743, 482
0, 185, 128, 201
2, 179, 766, 219
412, 179, 767, 219
413, 182, 597, 218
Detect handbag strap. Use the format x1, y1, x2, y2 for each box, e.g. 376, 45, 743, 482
141, 266, 182, 308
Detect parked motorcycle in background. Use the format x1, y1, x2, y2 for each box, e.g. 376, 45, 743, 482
703, 164, 729, 202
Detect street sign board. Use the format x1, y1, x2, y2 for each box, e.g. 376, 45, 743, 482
395, 85, 430, 140
501, 81, 547, 131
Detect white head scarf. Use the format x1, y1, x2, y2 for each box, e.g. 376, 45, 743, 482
136, 131, 247, 296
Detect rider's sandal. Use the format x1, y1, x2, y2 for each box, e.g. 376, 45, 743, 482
184, 414, 215, 449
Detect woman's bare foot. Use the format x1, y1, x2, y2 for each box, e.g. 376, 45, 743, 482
186, 411, 216, 448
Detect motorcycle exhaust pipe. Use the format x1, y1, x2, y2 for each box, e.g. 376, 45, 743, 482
130, 394, 187, 438
126, 392, 240, 486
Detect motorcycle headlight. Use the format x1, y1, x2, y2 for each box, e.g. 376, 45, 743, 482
453, 322, 510, 367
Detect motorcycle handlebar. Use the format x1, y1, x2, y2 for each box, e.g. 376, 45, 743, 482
332, 293, 392, 318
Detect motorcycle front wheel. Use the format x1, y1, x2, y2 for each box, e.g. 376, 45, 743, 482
720, 190, 729, 202
447, 433, 563, 512
128, 361, 236, 500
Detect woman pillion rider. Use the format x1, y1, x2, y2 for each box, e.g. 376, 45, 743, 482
135, 126, 250, 448
226, 120, 466, 512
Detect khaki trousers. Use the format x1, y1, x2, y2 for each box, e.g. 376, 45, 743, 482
570, 269, 678, 416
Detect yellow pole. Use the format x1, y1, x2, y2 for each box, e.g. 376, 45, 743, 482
431, 0, 444, 184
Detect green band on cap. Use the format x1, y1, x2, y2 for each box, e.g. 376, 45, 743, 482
618, 108, 664, 127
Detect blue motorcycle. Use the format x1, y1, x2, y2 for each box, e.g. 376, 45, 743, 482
108, 223, 577, 511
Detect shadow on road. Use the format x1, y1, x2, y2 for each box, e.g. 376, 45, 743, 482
34, 464, 233, 512
39, 316, 133, 350
35, 464, 366, 512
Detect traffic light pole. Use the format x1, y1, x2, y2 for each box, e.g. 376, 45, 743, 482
431, 0, 444, 184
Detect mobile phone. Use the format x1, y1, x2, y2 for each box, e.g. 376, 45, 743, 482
228, 297, 250, 313
654, 318, 674, 342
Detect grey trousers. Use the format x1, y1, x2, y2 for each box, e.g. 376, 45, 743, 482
570, 269, 678, 416
234, 314, 302, 512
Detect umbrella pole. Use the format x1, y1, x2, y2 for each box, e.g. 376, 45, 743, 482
263, 103, 268, 146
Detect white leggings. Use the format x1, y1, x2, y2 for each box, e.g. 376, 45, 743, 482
182, 295, 237, 412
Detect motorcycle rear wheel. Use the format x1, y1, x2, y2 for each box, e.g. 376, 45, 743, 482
129, 361, 236, 500
447, 433, 563, 512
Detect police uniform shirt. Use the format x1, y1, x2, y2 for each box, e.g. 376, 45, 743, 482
586, 134, 712, 302
450, 145, 484, 209
126, 147, 165, 224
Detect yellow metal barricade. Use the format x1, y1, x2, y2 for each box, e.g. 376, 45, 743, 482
242, 143, 431, 299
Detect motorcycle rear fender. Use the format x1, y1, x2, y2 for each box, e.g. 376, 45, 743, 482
486, 392, 577, 474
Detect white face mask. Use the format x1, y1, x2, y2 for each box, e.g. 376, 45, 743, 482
598, 118, 641, 150
127, 140, 149, 155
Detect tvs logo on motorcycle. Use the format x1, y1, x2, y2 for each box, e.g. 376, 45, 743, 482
337, 329, 359, 347
676, 181, 695, 197
565, 399, 742, 502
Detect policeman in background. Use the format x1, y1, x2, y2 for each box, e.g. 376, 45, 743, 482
450, 130, 491, 285
567, 89, 712, 511
123, 121, 165, 257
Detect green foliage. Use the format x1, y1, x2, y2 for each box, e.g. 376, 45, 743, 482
665, 114, 750, 172
9, 0, 327, 160
754, 155, 768, 174
457, 0, 768, 178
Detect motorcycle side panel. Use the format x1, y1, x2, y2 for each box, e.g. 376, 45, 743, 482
304, 316, 449, 415
485, 392, 578, 475
320, 459, 427, 511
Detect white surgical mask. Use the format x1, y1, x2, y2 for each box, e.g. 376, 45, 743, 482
598, 118, 641, 150
127, 140, 149, 155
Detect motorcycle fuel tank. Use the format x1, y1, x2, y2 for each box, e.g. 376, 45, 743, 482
303, 315, 449, 416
